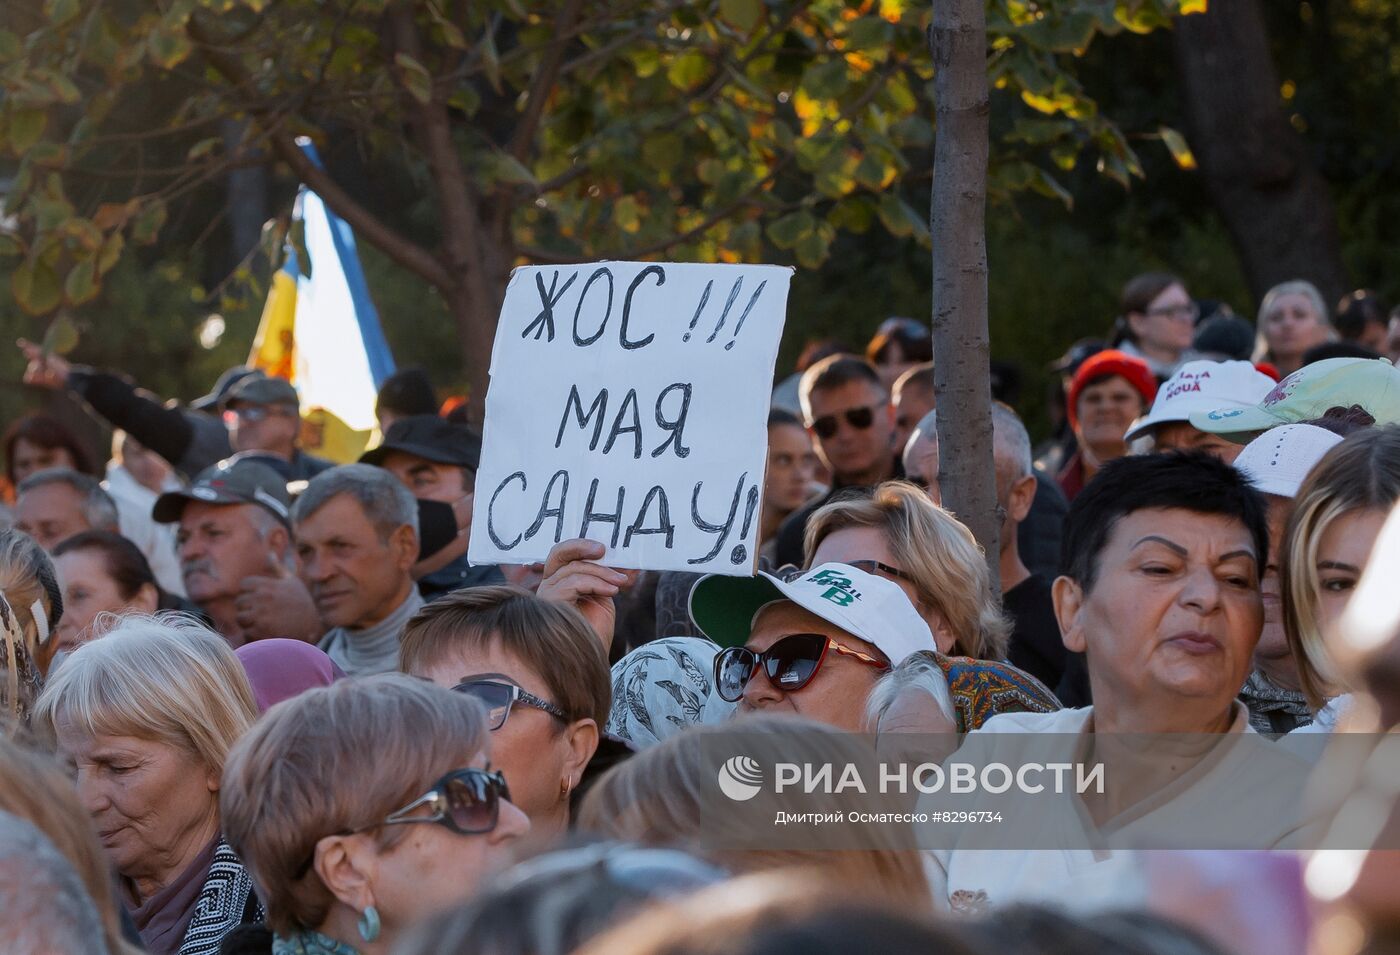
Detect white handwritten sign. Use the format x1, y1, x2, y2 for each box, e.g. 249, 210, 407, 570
468, 261, 792, 576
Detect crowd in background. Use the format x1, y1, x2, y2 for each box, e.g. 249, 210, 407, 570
1, 272, 1399, 955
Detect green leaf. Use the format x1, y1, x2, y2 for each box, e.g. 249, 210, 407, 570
187, 136, 221, 161
44, 0, 82, 27
395, 53, 433, 105
12, 258, 62, 315
667, 51, 710, 91
480, 28, 502, 94
426, 2, 467, 49
1159, 125, 1197, 170
448, 86, 480, 116
7, 109, 48, 156
828, 196, 875, 234
766, 210, 814, 250
487, 151, 537, 186
614, 195, 641, 233
0, 29, 20, 60
876, 193, 921, 238
1029, 167, 1074, 209
97, 231, 124, 276
62, 259, 97, 306
0, 234, 24, 257
719, 0, 763, 33
131, 200, 167, 244
794, 225, 833, 269
641, 133, 683, 173
146, 27, 192, 69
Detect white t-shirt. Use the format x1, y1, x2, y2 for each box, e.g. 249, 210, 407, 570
923, 704, 1320, 915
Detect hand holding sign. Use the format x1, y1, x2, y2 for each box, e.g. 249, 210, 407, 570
468, 261, 791, 577
536, 538, 638, 651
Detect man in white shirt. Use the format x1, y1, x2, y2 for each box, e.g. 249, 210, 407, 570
926, 451, 1320, 913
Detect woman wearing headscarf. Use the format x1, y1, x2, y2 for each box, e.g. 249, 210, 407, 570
606, 637, 736, 749
0, 528, 63, 732
235, 639, 345, 714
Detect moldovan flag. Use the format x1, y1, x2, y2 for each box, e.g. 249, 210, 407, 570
247, 247, 299, 382
290, 187, 396, 463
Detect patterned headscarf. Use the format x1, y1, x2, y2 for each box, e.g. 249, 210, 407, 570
607, 637, 736, 749
920, 651, 1061, 732
0, 592, 42, 736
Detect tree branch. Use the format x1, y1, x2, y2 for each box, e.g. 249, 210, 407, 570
186, 13, 456, 293
508, 0, 586, 161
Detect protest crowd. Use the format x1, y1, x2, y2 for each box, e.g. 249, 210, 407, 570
3, 269, 1400, 955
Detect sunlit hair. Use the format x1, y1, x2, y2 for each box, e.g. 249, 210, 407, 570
865, 653, 956, 730
1281, 426, 1400, 710
1253, 280, 1331, 364
32, 613, 255, 775
220, 674, 489, 936
399, 585, 609, 725
578, 715, 932, 914
802, 482, 1009, 659
0, 738, 141, 955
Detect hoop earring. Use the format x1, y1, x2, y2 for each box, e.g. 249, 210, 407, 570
358, 905, 381, 943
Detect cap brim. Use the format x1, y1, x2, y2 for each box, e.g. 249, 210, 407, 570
1187, 406, 1286, 443
190, 393, 221, 413
689, 574, 786, 649
360, 440, 474, 468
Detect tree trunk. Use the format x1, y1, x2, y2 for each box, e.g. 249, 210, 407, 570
1173, 0, 1349, 308
929, 0, 999, 592
448, 267, 505, 428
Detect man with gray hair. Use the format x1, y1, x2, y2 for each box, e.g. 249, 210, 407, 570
293, 463, 422, 675
13, 468, 120, 552
904, 405, 1081, 701
0, 810, 111, 955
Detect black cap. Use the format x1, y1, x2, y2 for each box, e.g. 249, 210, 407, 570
191, 366, 258, 412
1192, 314, 1256, 362
220, 373, 299, 410
1049, 338, 1106, 376
359, 415, 482, 470
153, 456, 293, 525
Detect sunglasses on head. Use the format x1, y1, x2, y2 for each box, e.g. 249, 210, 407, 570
809, 406, 877, 440
714, 632, 890, 703
453, 679, 568, 730
293, 767, 509, 879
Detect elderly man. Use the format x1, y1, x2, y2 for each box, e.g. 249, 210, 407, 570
293, 464, 422, 675
927, 453, 1318, 913
153, 455, 318, 645
773, 356, 900, 568
359, 414, 504, 600
689, 562, 936, 732
14, 469, 120, 551
891, 363, 935, 456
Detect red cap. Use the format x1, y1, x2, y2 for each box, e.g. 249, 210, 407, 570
1067, 349, 1157, 430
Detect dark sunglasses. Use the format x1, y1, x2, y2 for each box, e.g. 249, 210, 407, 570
293, 768, 509, 879
453, 679, 567, 730
714, 632, 890, 703
809, 405, 878, 440
845, 559, 916, 585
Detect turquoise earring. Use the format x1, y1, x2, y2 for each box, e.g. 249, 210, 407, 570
357, 905, 381, 943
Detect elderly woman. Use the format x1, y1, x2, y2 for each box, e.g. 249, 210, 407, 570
1056, 349, 1158, 501
803, 481, 1009, 660
51, 531, 160, 658
1281, 426, 1400, 732
220, 673, 529, 953
1253, 280, 1333, 377
33, 614, 259, 955
1, 529, 64, 728
399, 586, 613, 851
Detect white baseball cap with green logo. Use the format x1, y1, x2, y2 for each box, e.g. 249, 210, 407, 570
688, 561, 935, 665
1188, 357, 1400, 443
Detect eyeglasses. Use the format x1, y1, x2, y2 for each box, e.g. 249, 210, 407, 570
293, 767, 509, 879
1146, 302, 1200, 322
714, 632, 890, 703
453, 679, 568, 730
809, 405, 879, 440
223, 404, 294, 425
496, 842, 728, 898
845, 559, 916, 585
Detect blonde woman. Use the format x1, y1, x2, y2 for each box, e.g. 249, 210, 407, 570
577, 713, 932, 913
1254, 280, 1333, 377
803, 481, 1010, 659
1281, 426, 1400, 731
33, 614, 260, 955
0, 737, 142, 955
0, 528, 64, 733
